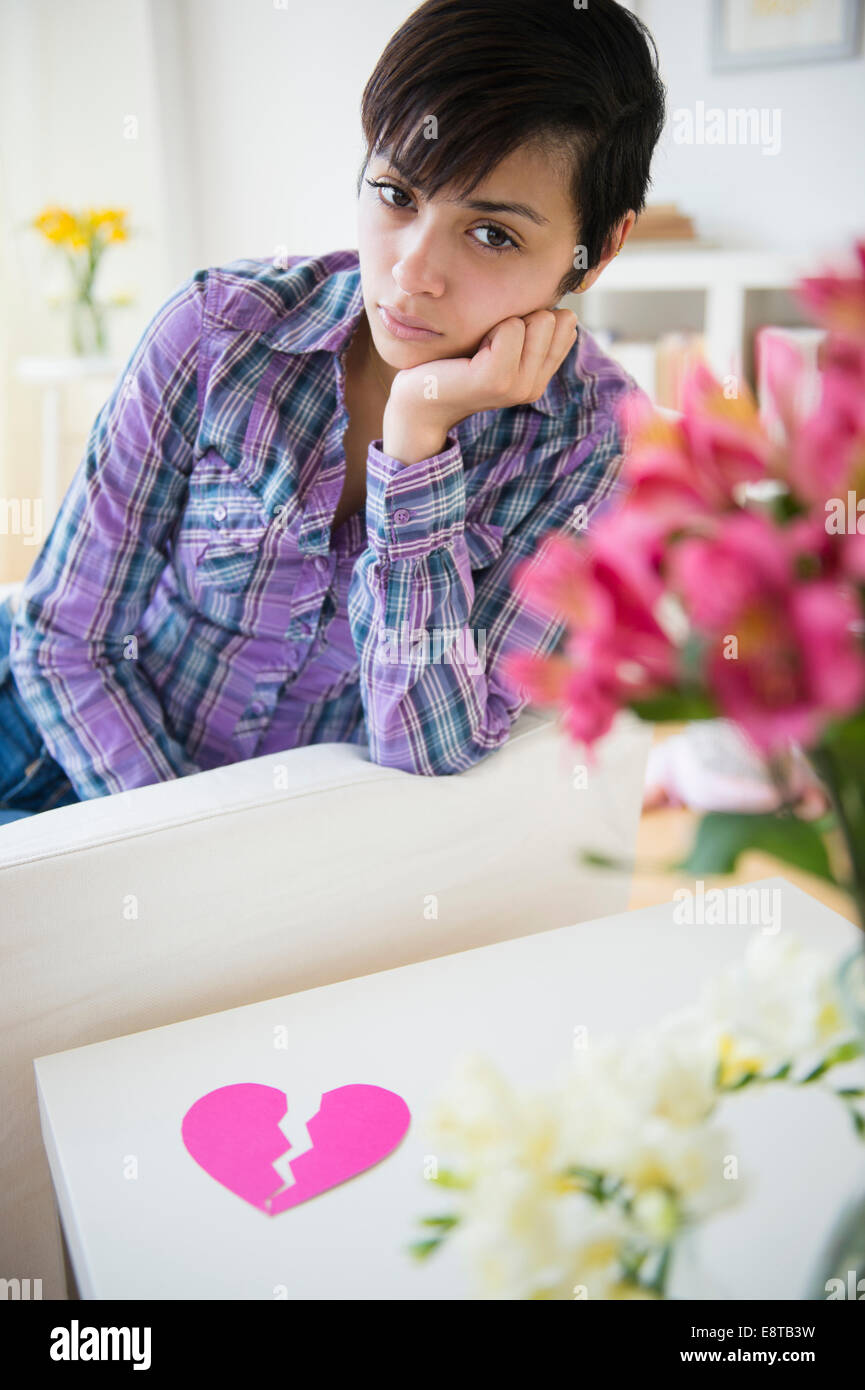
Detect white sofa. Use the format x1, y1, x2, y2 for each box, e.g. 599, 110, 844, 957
0, 578, 654, 1298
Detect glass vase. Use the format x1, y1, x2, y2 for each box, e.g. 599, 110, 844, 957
70, 294, 108, 357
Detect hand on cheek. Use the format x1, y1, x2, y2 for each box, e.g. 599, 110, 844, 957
384, 307, 578, 462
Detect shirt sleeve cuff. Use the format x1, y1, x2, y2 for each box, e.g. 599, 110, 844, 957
365, 433, 465, 559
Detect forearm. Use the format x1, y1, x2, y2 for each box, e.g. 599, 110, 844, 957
348, 435, 515, 775
382, 408, 449, 469
350, 542, 515, 775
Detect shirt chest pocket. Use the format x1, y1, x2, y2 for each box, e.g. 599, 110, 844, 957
197, 533, 263, 593
172, 451, 295, 630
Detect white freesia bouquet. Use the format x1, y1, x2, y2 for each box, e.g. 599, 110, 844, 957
409, 933, 863, 1299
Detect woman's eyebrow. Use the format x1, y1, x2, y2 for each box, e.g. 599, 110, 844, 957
454, 196, 550, 226
376, 155, 549, 226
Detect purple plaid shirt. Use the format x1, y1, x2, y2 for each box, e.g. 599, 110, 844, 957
9, 249, 644, 798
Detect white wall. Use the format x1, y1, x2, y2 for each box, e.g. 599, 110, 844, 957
641, 0, 865, 255
177, 0, 865, 266
179, 0, 414, 267
0, 0, 190, 580
1, 0, 864, 582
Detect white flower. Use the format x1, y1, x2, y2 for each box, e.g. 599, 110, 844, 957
418, 933, 848, 1298
554, 1039, 648, 1175
619, 1115, 739, 1222
632, 1187, 678, 1242
701, 931, 849, 1075
566, 1203, 648, 1301
425, 1053, 560, 1179
620, 1006, 721, 1126
455, 1179, 643, 1300
557, 1037, 737, 1224
453, 1165, 564, 1299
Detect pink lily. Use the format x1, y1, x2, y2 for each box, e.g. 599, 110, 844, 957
667, 511, 865, 754
616, 363, 772, 528
795, 239, 865, 343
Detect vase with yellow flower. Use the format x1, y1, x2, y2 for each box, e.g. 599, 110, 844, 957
31, 205, 132, 357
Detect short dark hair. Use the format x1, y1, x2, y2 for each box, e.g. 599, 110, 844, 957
358, 0, 666, 298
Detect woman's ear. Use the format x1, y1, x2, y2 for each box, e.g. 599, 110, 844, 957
577, 210, 638, 294
614, 209, 638, 255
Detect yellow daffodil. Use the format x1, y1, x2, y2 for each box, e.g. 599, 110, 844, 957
32, 204, 130, 250
31, 203, 132, 355
33, 207, 79, 245
90, 208, 129, 242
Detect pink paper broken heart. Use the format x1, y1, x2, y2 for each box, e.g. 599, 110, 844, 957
181, 1082, 411, 1215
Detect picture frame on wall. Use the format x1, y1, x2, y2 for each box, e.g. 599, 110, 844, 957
711, 0, 864, 71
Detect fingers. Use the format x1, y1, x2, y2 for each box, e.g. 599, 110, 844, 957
519, 309, 577, 400
479, 316, 526, 356
472, 309, 577, 407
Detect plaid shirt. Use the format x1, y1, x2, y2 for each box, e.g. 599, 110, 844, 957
9, 249, 643, 798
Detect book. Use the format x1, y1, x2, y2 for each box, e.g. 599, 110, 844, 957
629, 202, 697, 242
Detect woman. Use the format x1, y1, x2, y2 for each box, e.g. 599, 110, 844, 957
0, 0, 665, 814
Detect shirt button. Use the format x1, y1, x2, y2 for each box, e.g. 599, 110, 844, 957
249, 700, 265, 716
393, 507, 412, 524
313, 556, 328, 573
213, 504, 227, 522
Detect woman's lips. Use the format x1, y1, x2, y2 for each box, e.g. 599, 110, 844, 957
378, 304, 442, 341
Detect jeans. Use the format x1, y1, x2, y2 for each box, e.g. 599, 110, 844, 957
0, 593, 80, 820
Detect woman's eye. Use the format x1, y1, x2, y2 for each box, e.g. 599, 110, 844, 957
366, 178, 412, 209
471, 224, 518, 254
366, 178, 518, 254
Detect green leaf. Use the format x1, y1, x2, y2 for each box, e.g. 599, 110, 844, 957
407, 1238, 444, 1260
619, 1247, 650, 1282
824, 1038, 862, 1068
801, 1062, 829, 1083
430, 1168, 471, 1190
800, 1040, 863, 1083
722, 1069, 762, 1091
819, 710, 865, 759
628, 690, 718, 723
418, 1214, 459, 1231
771, 490, 807, 525
562, 1164, 606, 1183
676, 810, 836, 883
849, 1108, 865, 1140
580, 849, 635, 871
765, 1061, 793, 1081
580, 849, 684, 878
560, 1165, 607, 1201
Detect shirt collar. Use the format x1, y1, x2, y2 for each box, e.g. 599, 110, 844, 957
263, 249, 568, 416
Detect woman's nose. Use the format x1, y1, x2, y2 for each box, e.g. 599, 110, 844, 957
391, 232, 447, 298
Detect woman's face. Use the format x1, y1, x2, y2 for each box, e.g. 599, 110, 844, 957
356, 141, 588, 383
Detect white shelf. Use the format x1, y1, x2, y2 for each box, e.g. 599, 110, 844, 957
593, 244, 807, 292
16, 355, 120, 383
578, 245, 811, 385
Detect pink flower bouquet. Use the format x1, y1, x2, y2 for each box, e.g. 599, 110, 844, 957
505, 238, 865, 929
